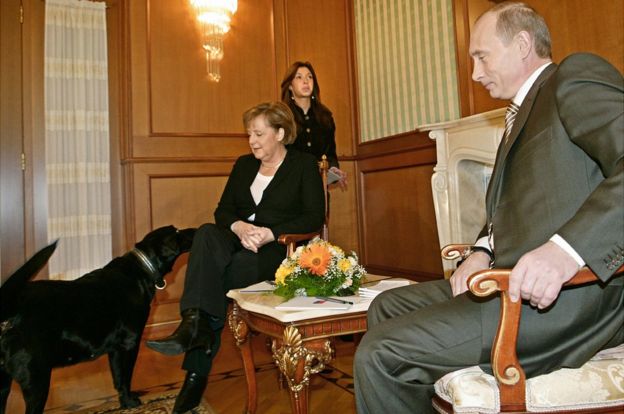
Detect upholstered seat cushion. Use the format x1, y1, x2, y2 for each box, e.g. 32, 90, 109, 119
434, 344, 624, 413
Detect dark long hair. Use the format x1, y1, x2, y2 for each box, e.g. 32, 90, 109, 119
280, 61, 334, 132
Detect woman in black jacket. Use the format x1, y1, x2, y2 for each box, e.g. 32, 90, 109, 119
146, 102, 325, 413
281, 61, 347, 190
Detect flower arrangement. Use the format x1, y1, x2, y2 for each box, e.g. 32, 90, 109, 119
273, 237, 367, 299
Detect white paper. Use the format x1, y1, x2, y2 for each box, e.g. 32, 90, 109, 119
359, 279, 411, 298
327, 169, 341, 184
239, 280, 276, 293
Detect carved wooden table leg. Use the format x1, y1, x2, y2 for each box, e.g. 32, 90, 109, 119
228, 304, 256, 414
272, 325, 332, 414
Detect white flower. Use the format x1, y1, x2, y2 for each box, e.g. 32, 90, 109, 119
342, 277, 353, 288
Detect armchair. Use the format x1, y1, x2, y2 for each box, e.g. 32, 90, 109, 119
433, 244, 624, 414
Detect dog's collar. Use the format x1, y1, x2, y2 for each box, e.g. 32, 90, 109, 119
130, 248, 166, 290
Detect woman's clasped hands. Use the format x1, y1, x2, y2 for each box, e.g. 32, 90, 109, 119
231, 220, 275, 253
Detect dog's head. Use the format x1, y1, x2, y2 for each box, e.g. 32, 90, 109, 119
132, 225, 196, 286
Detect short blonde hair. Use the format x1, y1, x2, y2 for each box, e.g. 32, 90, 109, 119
242, 102, 297, 145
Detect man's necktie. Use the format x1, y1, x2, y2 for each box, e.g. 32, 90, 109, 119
488, 101, 521, 258
503, 101, 520, 141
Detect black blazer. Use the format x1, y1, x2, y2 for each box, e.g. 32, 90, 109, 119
214, 148, 325, 279
288, 104, 339, 168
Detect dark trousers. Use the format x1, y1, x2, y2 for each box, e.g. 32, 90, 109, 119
353, 280, 487, 414
179, 223, 262, 376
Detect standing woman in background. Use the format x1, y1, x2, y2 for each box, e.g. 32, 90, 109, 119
280, 61, 348, 190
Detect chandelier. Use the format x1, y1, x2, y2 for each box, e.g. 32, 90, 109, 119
189, 0, 238, 82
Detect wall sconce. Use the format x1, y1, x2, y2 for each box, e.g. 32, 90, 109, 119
189, 0, 238, 82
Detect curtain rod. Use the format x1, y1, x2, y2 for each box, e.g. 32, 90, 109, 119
40, 0, 112, 8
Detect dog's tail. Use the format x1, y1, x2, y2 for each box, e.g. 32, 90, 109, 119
0, 240, 58, 318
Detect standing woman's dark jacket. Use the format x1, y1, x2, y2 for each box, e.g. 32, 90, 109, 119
288, 103, 339, 169
214, 148, 325, 280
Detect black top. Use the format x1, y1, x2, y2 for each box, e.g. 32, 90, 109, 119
214, 149, 325, 279
287, 104, 339, 168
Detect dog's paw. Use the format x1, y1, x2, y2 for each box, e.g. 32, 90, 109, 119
119, 392, 142, 409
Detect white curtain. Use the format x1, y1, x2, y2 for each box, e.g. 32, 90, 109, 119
44, 0, 112, 280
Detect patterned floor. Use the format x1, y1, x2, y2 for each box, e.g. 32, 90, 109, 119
46, 362, 354, 413
318, 364, 355, 394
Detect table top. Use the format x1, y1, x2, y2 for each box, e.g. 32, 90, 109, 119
227, 275, 412, 323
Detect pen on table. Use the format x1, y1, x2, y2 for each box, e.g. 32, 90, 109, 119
240, 289, 275, 293
315, 296, 354, 305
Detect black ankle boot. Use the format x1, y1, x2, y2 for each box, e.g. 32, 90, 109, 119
172, 372, 208, 414
146, 309, 214, 356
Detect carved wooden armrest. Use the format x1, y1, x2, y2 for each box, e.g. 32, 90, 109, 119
278, 232, 321, 256
441, 244, 472, 261
466, 265, 623, 412
466, 268, 526, 411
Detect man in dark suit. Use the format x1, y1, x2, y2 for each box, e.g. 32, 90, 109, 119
354, 2, 623, 413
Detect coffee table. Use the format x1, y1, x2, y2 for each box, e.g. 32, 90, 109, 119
226, 275, 396, 414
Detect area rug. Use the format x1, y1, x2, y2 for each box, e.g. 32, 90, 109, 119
77, 392, 217, 414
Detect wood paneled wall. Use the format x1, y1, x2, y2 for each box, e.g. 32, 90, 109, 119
1, 0, 27, 278
356, 132, 443, 280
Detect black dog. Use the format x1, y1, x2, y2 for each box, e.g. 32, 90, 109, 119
0, 225, 195, 414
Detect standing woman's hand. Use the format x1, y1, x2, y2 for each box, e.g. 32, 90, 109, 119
329, 166, 348, 191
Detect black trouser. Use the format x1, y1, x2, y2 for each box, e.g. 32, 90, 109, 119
179, 223, 260, 375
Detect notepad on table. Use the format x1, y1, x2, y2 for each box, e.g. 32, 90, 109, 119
275, 296, 352, 311
239, 280, 276, 293
358, 279, 411, 298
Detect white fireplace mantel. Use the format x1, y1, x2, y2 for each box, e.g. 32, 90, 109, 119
419, 108, 505, 276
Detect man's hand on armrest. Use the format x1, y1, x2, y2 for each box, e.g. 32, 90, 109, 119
450, 252, 490, 296
509, 241, 580, 309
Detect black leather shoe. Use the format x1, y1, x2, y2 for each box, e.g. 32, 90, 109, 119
146, 309, 214, 356
172, 372, 208, 414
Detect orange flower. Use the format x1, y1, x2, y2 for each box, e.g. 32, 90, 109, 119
299, 244, 332, 276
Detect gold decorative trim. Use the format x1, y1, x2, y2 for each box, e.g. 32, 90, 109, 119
272, 325, 332, 396
227, 307, 249, 346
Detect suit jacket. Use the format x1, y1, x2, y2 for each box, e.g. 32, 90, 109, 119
214, 148, 325, 280
288, 104, 339, 168
479, 53, 624, 376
